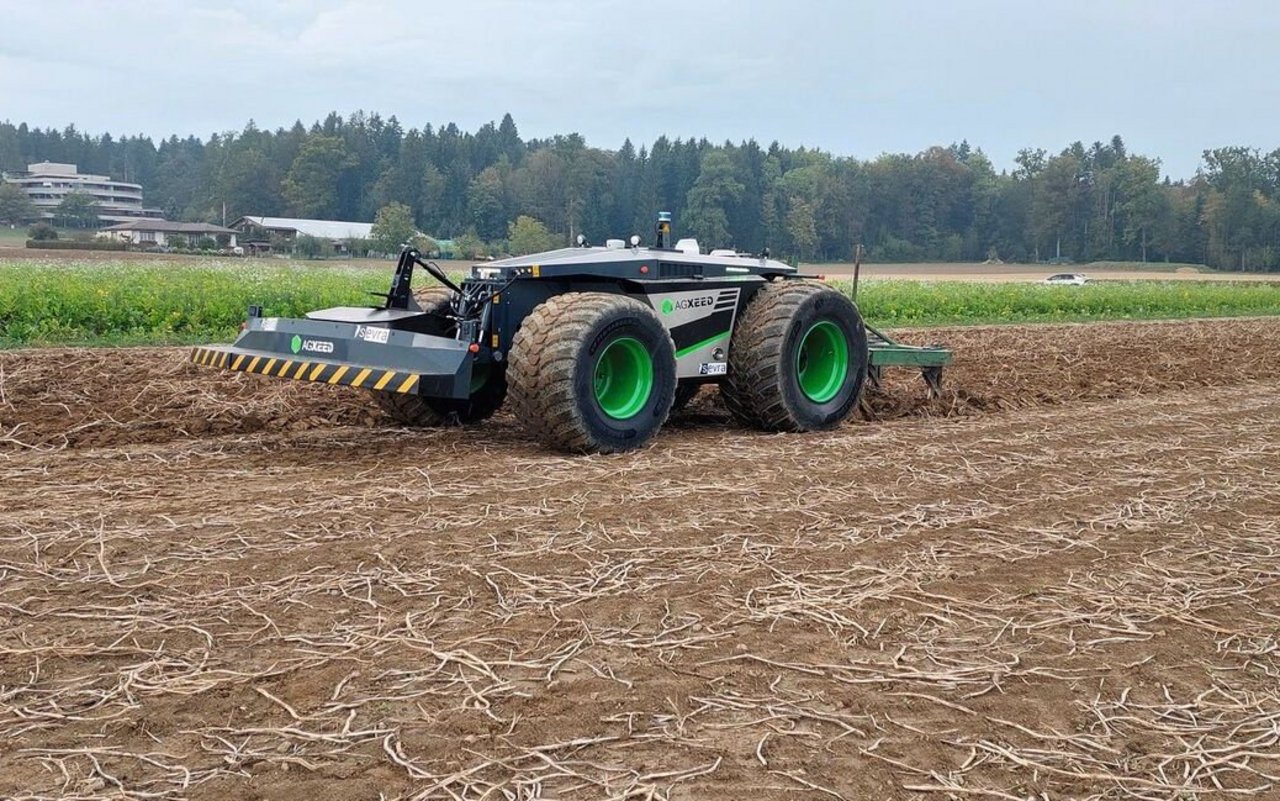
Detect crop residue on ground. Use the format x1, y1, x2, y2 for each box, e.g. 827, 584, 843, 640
1, 317, 1279, 800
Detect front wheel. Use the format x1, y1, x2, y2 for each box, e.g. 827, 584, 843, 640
723, 281, 868, 431
507, 293, 677, 453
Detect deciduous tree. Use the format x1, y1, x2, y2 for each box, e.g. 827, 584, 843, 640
281, 136, 353, 218
507, 215, 557, 255
452, 230, 488, 260
466, 167, 507, 241
293, 234, 325, 259
370, 202, 417, 255
684, 151, 743, 247
55, 191, 100, 229
0, 183, 37, 224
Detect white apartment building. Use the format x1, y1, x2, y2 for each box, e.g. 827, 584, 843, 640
4, 161, 164, 224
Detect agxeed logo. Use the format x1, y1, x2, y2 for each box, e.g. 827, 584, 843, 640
660, 296, 714, 314
290, 335, 333, 355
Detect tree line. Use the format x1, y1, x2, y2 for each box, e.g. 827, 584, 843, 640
1, 112, 1278, 269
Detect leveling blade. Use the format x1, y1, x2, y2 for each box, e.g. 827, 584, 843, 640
191, 311, 475, 399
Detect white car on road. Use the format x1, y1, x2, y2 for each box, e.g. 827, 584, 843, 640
1044, 272, 1088, 286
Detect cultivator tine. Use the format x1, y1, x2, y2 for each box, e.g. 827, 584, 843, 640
922, 366, 944, 399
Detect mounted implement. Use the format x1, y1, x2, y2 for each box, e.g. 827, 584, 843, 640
843, 244, 952, 397
191, 213, 952, 453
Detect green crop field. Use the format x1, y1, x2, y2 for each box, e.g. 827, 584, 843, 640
0, 260, 385, 347
838, 279, 1280, 327
1, 259, 1279, 347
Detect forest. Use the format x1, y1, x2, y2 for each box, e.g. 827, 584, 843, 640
2, 112, 1278, 269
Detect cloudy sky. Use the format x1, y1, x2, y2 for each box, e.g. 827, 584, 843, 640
2, 0, 1276, 178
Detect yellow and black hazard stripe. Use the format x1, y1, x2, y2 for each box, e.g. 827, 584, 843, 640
189, 347, 420, 394
190, 346, 233, 369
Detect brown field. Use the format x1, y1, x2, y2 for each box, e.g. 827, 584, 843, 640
2, 318, 1280, 800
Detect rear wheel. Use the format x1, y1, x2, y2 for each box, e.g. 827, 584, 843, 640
508, 292, 676, 453
723, 281, 868, 431
407, 284, 458, 339
373, 285, 507, 426
412, 284, 455, 314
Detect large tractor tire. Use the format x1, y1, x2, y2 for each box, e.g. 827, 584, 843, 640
723, 280, 868, 432
411, 285, 456, 315
373, 285, 507, 426
508, 292, 677, 453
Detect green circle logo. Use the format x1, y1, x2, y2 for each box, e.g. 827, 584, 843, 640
290, 334, 302, 354
661, 299, 674, 315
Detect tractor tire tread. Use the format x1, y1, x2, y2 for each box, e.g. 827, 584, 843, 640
508, 292, 674, 452
374, 390, 448, 427
413, 285, 455, 311
723, 280, 865, 431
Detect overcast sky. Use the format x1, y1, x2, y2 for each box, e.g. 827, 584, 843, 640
2, 0, 1277, 178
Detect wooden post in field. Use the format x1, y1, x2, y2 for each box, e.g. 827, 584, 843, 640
852, 243, 864, 300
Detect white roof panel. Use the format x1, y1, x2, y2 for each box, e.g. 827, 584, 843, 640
241, 216, 374, 240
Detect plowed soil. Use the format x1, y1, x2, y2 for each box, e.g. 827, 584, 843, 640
2, 318, 1279, 801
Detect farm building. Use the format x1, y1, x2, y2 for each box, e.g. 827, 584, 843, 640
100, 220, 238, 248
230, 215, 374, 254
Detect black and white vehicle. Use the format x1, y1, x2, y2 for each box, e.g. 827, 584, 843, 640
191, 212, 952, 453
1044, 272, 1088, 286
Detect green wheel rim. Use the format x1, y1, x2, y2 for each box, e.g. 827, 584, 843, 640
593, 337, 654, 420
795, 321, 849, 403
